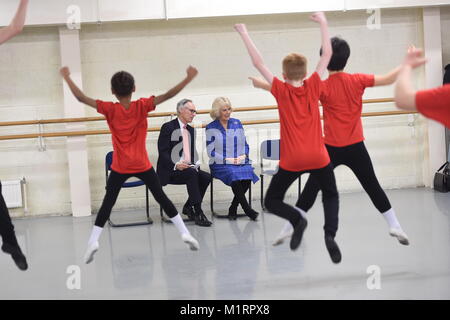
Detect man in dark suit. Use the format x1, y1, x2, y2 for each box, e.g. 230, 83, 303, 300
157, 99, 212, 227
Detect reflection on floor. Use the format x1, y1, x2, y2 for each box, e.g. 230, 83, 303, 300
1, 188, 449, 299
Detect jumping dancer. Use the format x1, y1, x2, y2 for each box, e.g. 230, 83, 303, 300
60, 65, 200, 264
0, 0, 29, 271
235, 12, 342, 263
270, 38, 410, 246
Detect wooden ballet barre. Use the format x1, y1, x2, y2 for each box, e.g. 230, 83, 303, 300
0, 109, 417, 141
0, 108, 275, 127
0, 98, 395, 127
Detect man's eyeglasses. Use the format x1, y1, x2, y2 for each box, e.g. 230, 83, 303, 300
186, 108, 197, 114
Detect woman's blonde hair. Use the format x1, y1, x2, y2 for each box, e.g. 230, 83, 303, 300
210, 97, 232, 120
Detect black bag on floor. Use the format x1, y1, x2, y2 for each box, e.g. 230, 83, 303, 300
434, 162, 450, 192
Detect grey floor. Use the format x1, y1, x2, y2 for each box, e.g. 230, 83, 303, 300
1, 187, 449, 300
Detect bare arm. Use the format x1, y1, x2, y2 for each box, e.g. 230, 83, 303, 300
376, 47, 417, 86
154, 66, 198, 106
0, 0, 29, 45
374, 66, 401, 86
394, 48, 427, 111
234, 24, 274, 84
311, 12, 332, 77
60, 67, 97, 109
395, 66, 417, 111
249, 77, 271, 91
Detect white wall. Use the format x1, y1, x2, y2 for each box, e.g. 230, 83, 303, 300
0, 0, 98, 26
442, 6, 450, 66
345, 0, 450, 10
0, 26, 70, 217
0, 7, 444, 217
2, 0, 450, 25
166, 0, 344, 19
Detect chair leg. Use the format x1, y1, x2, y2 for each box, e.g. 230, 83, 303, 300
260, 175, 266, 211
210, 178, 219, 218
108, 186, 153, 227
160, 206, 171, 223
160, 205, 193, 224
108, 220, 153, 228
145, 187, 153, 224
248, 182, 252, 209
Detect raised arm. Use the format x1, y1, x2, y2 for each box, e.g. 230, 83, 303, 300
394, 48, 427, 111
234, 24, 274, 84
311, 12, 332, 77
0, 0, 29, 45
60, 67, 97, 109
374, 66, 401, 86
154, 66, 198, 106
249, 77, 271, 91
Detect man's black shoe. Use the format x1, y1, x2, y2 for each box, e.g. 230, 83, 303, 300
194, 209, 212, 227
182, 204, 195, 220
2, 243, 28, 271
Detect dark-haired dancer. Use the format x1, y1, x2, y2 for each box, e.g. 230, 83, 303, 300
267, 38, 410, 246
60, 66, 200, 264
0, 0, 29, 271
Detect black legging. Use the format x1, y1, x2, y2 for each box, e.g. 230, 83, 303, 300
95, 168, 178, 227
297, 141, 391, 214
265, 164, 339, 238
0, 181, 18, 246
230, 180, 251, 211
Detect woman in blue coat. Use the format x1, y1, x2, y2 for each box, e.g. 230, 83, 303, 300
206, 97, 259, 220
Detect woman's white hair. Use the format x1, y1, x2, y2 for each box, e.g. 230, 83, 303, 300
210, 97, 232, 120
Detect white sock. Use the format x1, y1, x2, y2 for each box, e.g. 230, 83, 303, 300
170, 214, 190, 236
279, 207, 306, 235
280, 221, 294, 235
88, 226, 103, 245
294, 206, 307, 219
382, 208, 402, 230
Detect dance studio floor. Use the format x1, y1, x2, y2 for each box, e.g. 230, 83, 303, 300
1, 187, 449, 300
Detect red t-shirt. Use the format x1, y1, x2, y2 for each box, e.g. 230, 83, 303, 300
415, 84, 450, 128
97, 96, 156, 174
271, 73, 330, 172
320, 72, 375, 147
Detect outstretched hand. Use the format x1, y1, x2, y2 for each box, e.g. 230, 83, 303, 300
403, 47, 427, 69
234, 23, 248, 34
407, 44, 416, 54
60, 66, 70, 78
186, 65, 198, 79
310, 12, 327, 24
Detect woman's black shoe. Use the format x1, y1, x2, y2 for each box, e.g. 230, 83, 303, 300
228, 206, 238, 220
